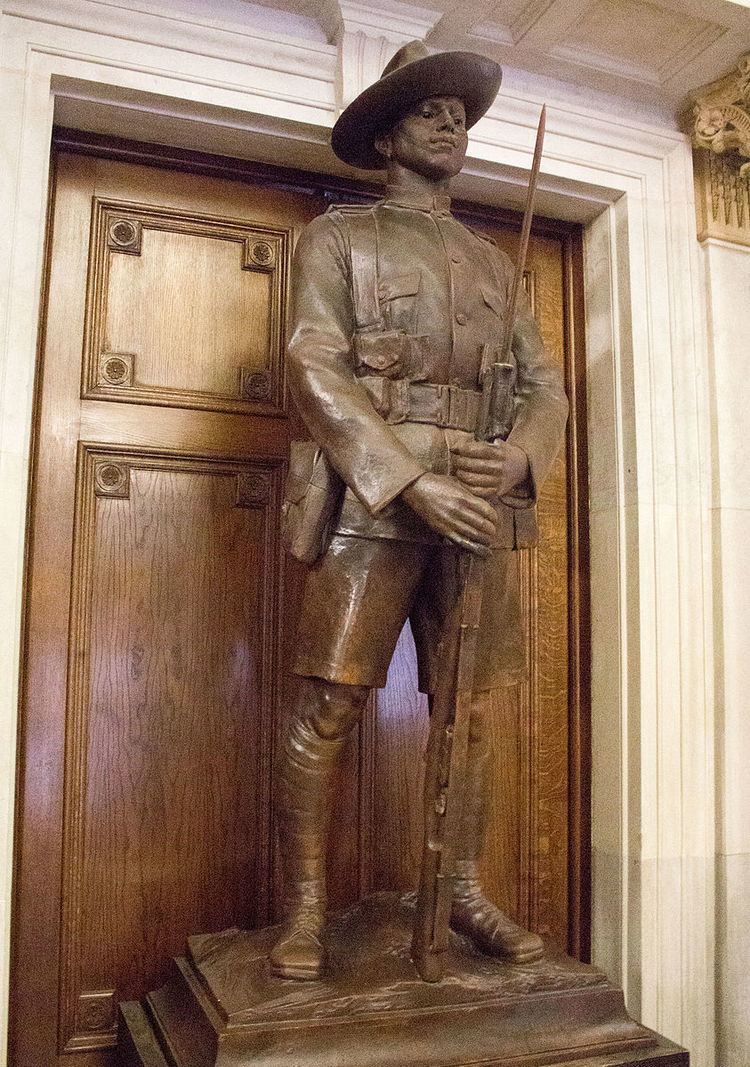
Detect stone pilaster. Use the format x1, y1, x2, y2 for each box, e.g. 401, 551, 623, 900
335, 0, 442, 114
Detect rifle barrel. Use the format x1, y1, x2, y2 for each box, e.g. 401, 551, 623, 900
411, 105, 547, 984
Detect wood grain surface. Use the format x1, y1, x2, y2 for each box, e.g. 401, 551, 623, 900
60, 452, 282, 1051
11, 142, 588, 1067
83, 200, 288, 415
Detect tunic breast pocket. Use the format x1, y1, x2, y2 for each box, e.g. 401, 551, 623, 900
378, 271, 421, 333
481, 285, 505, 321
353, 272, 426, 381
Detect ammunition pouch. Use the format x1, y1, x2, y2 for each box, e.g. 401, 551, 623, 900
281, 441, 343, 565
352, 330, 429, 380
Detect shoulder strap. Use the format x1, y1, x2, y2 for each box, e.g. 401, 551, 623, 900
467, 225, 497, 248
330, 206, 382, 331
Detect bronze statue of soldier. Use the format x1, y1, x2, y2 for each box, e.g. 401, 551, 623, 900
271, 41, 569, 982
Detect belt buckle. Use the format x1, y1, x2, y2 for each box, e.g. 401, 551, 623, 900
385, 378, 409, 424
436, 384, 472, 430
447, 384, 469, 431
436, 383, 451, 428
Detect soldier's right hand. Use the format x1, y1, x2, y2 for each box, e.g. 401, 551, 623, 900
401, 473, 497, 556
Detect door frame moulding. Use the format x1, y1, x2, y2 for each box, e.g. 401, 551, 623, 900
0, 2, 714, 1065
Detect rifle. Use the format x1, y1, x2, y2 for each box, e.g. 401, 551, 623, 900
411, 105, 547, 983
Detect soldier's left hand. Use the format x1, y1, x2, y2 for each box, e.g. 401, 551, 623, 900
451, 439, 530, 500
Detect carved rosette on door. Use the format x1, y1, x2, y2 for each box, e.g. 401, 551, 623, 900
84, 201, 289, 415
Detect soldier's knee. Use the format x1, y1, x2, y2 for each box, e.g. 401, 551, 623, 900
306, 679, 369, 740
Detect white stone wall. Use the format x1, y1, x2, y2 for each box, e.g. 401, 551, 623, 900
0, 1, 723, 1064
702, 237, 750, 1067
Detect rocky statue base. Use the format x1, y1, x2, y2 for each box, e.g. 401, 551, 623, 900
118, 892, 688, 1067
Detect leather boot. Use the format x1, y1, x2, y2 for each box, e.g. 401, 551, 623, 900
269, 710, 345, 980
450, 704, 544, 963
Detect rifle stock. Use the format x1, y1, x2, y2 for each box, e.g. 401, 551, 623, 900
412, 553, 483, 981
411, 105, 546, 983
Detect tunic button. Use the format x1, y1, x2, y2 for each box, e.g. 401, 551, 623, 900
455, 311, 467, 325
451, 255, 461, 264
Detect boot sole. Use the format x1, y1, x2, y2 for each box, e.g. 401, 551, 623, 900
450, 921, 545, 964
505, 946, 545, 964
465, 944, 545, 964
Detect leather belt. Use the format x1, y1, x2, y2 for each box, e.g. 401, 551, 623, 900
360, 377, 481, 432
407, 382, 482, 431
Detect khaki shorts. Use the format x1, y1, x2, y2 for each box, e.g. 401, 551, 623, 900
293, 534, 525, 693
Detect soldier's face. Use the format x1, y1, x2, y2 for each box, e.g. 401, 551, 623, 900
377, 96, 468, 180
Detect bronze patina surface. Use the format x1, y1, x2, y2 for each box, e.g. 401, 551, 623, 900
118, 893, 686, 1067
272, 38, 568, 984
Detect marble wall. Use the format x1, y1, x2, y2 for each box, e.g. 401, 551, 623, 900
703, 238, 750, 1067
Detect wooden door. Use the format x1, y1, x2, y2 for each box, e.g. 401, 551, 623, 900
11, 145, 588, 1067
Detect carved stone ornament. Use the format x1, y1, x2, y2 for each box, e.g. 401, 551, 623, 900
692, 54, 750, 177
691, 54, 750, 245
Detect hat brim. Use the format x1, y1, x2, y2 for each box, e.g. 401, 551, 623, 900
331, 50, 503, 171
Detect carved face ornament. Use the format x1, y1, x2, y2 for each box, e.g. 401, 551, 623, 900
694, 105, 726, 140
693, 103, 750, 165
692, 54, 750, 177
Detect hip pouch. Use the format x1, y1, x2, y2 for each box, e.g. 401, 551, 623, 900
281, 441, 343, 565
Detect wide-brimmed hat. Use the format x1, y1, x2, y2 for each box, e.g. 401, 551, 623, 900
331, 41, 503, 171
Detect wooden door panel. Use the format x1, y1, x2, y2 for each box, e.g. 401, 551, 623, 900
60, 451, 283, 1053
533, 471, 571, 944
481, 685, 524, 923
85, 200, 288, 414
14, 152, 323, 1067
371, 625, 429, 893
13, 144, 587, 1067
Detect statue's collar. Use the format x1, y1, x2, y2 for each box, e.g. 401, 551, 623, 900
383, 185, 452, 214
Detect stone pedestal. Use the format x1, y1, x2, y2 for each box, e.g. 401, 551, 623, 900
118, 892, 688, 1067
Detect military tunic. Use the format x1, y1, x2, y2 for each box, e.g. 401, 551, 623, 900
287, 186, 568, 691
